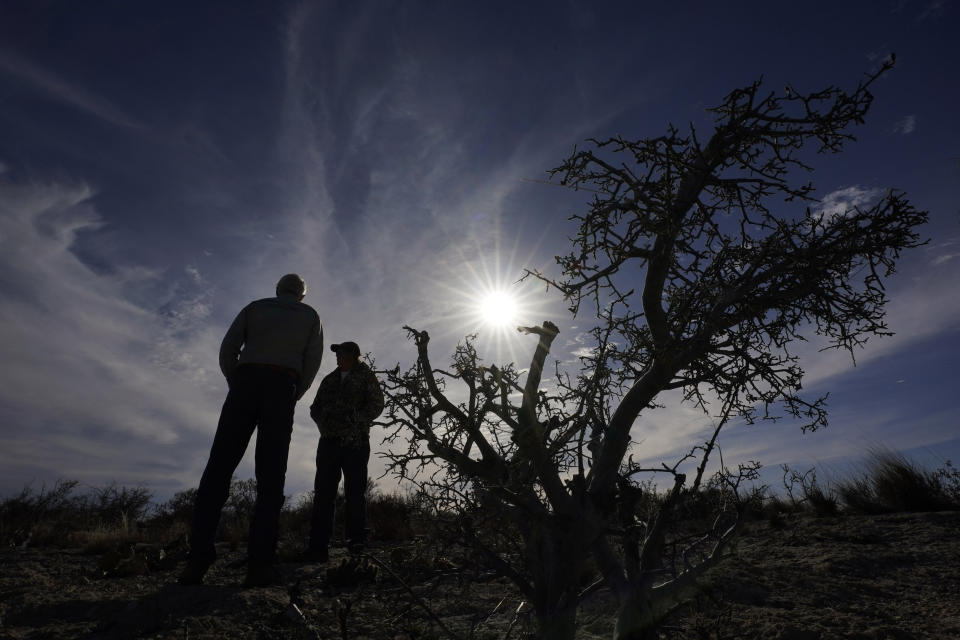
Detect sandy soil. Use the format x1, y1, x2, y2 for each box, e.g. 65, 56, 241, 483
2, 510, 958, 639
672, 510, 960, 640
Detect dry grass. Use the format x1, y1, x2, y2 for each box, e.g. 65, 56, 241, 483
835, 448, 959, 514
2, 451, 957, 638
0, 479, 153, 549
0, 475, 427, 559
780, 449, 959, 518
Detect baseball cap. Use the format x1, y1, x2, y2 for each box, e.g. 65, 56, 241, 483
331, 341, 361, 357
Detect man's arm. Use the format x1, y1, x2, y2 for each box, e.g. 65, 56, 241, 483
219, 306, 248, 381
297, 321, 324, 401
309, 369, 328, 427
359, 366, 385, 424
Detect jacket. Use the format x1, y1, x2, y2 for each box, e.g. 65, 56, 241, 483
219, 293, 324, 400
310, 361, 384, 446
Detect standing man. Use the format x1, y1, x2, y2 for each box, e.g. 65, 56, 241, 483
306, 341, 384, 560
179, 274, 323, 587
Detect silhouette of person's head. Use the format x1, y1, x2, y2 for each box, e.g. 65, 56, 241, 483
331, 342, 361, 371
276, 273, 306, 299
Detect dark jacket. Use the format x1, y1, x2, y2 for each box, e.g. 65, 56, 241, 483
309, 362, 384, 446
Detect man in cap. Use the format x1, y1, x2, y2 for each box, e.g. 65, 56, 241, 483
179, 273, 323, 587
306, 340, 384, 560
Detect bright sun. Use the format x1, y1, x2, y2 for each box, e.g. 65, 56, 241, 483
479, 290, 518, 327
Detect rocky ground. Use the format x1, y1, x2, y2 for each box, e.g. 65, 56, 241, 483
2, 510, 959, 639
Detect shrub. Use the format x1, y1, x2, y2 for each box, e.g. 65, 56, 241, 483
87, 482, 153, 527
759, 495, 792, 529
934, 460, 960, 504
803, 483, 840, 516
220, 477, 268, 546
781, 466, 837, 515
837, 448, 957, 514
0, 480, 156, 549
225, 477, 258, 521
0, 479, 80, 546
153, 487, 197, 523
279, 489, 314, 539
368, 492, 415, 541
836, 477, 886, 515
867, 449, 953, 512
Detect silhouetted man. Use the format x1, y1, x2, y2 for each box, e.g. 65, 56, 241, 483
306, 341, 384, 560
179, 274, 323, 587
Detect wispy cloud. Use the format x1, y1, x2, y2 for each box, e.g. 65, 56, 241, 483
893, 114, 917, 134
816, 185, 885, 218
0, 51, 143, 129
794, 243, 960, 389
0, 178, 222, 494
933, 253, 959, 266
917, 0, 946, 21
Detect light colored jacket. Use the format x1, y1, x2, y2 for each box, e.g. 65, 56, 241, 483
219, 293, 324, 400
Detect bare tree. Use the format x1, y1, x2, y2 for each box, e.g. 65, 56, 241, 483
378, 58, 926, 640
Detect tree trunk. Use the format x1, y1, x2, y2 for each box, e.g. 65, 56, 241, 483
524, 517, 587, 640
535, 603, 579, 640
613, 591, 660, 640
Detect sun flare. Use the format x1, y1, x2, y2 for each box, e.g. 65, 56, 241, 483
479, 290, 519, 327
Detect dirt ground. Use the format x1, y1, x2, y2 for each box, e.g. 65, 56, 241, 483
2, 510, 959, 639
676, 510, 960, 640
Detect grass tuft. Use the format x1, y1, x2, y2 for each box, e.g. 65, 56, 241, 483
802, 482, 840, 517
837, 448, 958, 514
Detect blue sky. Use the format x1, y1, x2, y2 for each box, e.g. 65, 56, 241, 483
1, 0, 958, 502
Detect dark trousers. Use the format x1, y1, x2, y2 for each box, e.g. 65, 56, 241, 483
310, 438, 370, 549
189, 366, 297, 564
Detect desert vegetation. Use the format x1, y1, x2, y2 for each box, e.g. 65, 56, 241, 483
1, 476, 416, 554
781, 448, 960, 517
1, 452, 959, 638
4, 451, 957, 551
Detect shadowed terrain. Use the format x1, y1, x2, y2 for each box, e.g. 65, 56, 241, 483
2, 508, 958, 639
